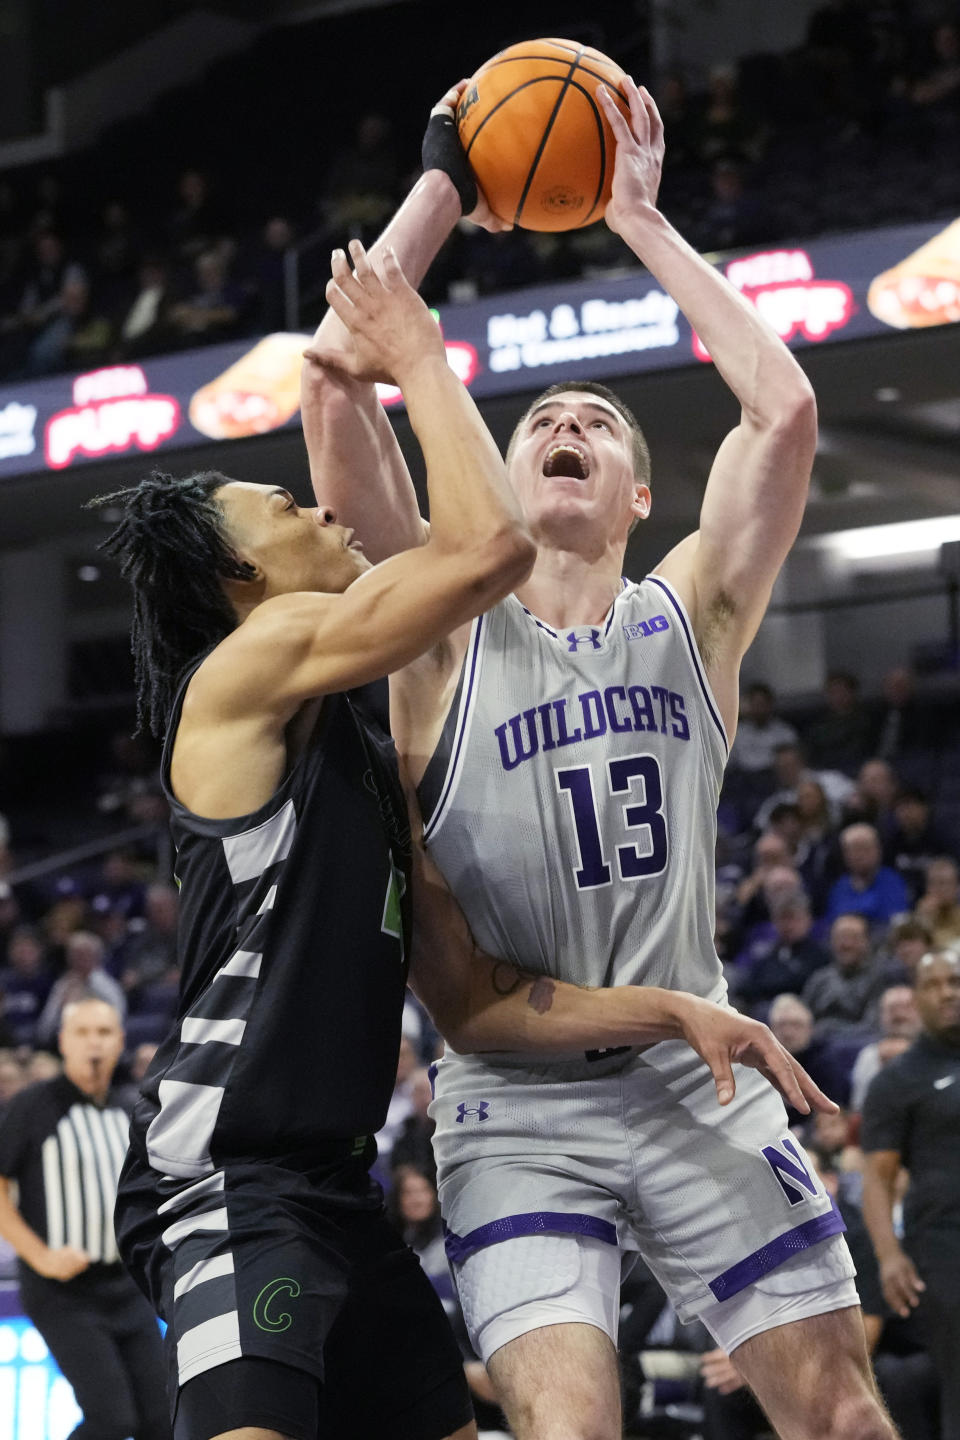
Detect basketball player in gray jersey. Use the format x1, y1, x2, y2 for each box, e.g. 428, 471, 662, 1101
302, 79, 899, 1440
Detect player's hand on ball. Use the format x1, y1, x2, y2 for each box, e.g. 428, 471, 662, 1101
597, 76, 665, 235
679, 998, 838, 1113
423, 82, 512, 233
312, 240, 443, 385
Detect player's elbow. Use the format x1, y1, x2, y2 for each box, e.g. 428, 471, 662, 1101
469, 524, 537, 600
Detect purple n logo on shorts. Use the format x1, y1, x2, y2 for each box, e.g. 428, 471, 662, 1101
761, 1135, 819, 1206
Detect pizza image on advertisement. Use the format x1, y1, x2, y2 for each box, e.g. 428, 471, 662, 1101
188, 332, 311, 439
867, 217, 960, 329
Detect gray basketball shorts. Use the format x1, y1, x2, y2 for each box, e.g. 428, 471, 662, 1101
430, 1040, 854, 1338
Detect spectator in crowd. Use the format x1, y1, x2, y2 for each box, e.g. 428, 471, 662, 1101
793, 777, 840, 907
753, 741, 855, 831
166, 167, 228, 265
887, 789, 954, 904
0, 878, 20, 947
882, 916, 934, 986
36, 931, 126, 1047
731, 890, 831, 1017
0, 1053, 26, 1111
696, 158, 771, 251
168, 246, 246, 344
0, 925, 52, 1047
118, 882, 179, 1003
842, 758, 900, 843
804, 671, 875, 776
87, 848, 146, 922
24, 272, 112, 376
730, 682, 799, 776
26, 1052, 61, 1084
825, 822, 910, 926
116, 256, 174, 359
113, 1041, 159, 1111
849, 984, 921, 1112
697, 62, 765, 163
914, 855, 960, 950
861, 951, 960, 1440
247, 215, 296, 333
318, 111, 400, 248
768, 993, 852, 1120
0, 998, 170, 1440
870, 666, 929, 762
908, 17, 960, 140
802, 911, 888, 1036
390, 1065, 436, 1181
733, 829, 794, 919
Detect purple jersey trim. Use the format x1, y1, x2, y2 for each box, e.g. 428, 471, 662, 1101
423, 614, 485, 843
645, 576, 728, 753
444, 1210, 617, 1266
707, 1203, 847, 1302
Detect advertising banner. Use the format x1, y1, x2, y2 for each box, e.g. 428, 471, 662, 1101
0, 216, 957, 481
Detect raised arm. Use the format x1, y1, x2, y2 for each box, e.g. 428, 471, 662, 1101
199, 245, 534, 718
407, 824, 835, 1117
301, 85, 501, 563
598, 80, 817, 735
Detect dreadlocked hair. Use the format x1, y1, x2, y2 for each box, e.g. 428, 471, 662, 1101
87, 470, 255, 738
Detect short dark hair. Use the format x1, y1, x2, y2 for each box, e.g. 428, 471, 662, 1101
506, 381, 651, 489
88, 470, 254, 737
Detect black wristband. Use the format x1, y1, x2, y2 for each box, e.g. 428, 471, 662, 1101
421, 110, 478, 215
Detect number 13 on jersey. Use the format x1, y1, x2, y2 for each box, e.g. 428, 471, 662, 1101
556, 753, 668, 890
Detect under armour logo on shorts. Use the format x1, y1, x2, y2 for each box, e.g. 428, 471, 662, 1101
456, 1101, 490, 1123
566, 627, 602, 652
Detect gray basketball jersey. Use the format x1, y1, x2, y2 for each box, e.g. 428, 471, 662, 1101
419, 575, 728, 998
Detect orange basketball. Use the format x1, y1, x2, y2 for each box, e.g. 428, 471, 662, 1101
456, 37, 632, 232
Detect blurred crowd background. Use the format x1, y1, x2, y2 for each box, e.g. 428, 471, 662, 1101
1, 1, 960, 378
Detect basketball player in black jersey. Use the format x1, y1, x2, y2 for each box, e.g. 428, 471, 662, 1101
103, 247, 832, 1440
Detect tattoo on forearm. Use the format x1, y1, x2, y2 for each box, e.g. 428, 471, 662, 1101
490, 962, 555, 1015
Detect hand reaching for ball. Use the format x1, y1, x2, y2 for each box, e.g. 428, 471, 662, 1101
309, 240, 445, 386
597, 77, 665, 236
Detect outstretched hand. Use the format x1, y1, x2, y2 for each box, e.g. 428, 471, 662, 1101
679, 996, 838, 1114
306, 239, 443, 384
596, 76, 665, 236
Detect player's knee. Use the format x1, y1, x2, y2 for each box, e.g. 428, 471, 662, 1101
808, 1386, 896, 1440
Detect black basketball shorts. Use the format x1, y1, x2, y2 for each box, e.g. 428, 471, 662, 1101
116, 1141, 472, 1439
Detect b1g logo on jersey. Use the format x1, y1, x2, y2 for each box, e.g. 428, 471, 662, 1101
762, 1136, 820, 1206
623, 615, 669, 642
456, 1100, 491, 1123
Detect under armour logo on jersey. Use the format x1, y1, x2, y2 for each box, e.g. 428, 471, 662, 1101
456, 1101, 490, 1123
566, 628, 602, 652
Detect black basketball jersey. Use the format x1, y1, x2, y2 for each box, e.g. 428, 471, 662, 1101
130, 667, 412, 1179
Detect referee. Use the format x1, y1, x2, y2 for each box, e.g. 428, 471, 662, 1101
0, 996, 169, 1440
861, 950, 960, 1440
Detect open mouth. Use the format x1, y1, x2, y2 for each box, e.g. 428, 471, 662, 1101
542, 442, 589, 480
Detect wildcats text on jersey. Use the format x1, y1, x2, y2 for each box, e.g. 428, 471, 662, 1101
495, 684, 690, 772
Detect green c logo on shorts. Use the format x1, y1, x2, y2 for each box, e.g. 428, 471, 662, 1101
252, 1277, 302, 1332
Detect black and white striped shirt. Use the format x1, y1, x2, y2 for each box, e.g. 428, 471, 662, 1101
0, 1075, 131, 1265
